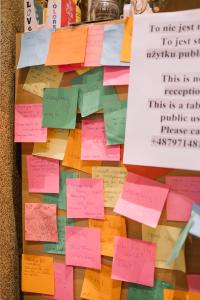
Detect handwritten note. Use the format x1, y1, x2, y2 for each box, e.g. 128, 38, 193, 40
89, 215, 126, 257
120, 16, 133, 62
142, 225, 186, 272
65, 226, 101, 269
66, 178, 104, 219
112, 237, 156, 286
15, 104, 47, 143
26, 155, 59, 193
42, 87, 78, 129
17, 29, 53, 68
189, 204, 200, 238
22, 254, 54, 295
164, 289, 200, 300
81, 263, 122, 300
52, 263, 73, 300
46, 27, 88, 65
103, 67, 130, 86
84, 25, 104, 67
23, 65, 63, 97
187, 275, 200, 292
81, 119, 120, 161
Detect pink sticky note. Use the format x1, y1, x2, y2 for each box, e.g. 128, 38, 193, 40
114, 173, 169, 228
26, 155, 59, 193
81, 119, 120, 161
65, 226, 101, 270
187, 275, 200, 292
59, 63, 82, 73
15, 104, 47, 142
25, 203, 58, 242
66, 178, 104, 219
53, 263, 73, 300
103, 66, 130, 86
112, 237, 156, 287
84, 25, 104, 67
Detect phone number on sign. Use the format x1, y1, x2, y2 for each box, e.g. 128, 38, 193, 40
151, 136, 200, 149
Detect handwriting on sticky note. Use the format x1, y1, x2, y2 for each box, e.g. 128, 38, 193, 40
164, 289, 200, 300
53, 263, 73, 300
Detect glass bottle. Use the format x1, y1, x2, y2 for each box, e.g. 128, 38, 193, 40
90, 0, 121, 21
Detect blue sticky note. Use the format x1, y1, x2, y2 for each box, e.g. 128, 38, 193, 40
189, 203, 200, 238
101, 24, 129, 67
17, 29, 53, 68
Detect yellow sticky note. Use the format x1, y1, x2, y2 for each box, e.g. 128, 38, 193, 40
22, 254, 54, 295
33, 129, 69, 160
76, 67, 92, 75
120, 16, 133, 63
81, 263, 121, 300
164, 289, 200, 300
23, 65, 63, 97
92, 166, 127, 207
142, 225, 186, 272
89, 215, 126, 257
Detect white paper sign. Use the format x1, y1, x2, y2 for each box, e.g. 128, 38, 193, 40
124, 9, 200, 171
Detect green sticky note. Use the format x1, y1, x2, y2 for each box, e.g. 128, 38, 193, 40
44, 216, 74, 254
43, 170, 78, 209
42, 87, 78, 129
72, 67, 103, 87
103, 86, 127, 145
128, 280, 173, 300
79, 88, 103, 117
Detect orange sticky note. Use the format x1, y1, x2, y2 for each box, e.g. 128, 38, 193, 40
81, 263, 122, 300
46, 27, 88, 66
22, 254, 54, 295
164, 289, 200, 300
62, 128, 101, 174
89, 215, 127, 257
120, 17, 133, 63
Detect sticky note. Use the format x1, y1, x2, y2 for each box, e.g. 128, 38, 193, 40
142, 225, 186, 272
84, 25, 104, 67
26, 155, 59, 193
15, 104, 47, 143
59, 63, 82, 73
164, 289, 200, 300
44, 170, 78, 210
114, 173, 169, 228
44, 216, 74, 255
128, 280, 173, 300
66, 178, 104, 219
187, 275, 200, 292
33, 129, 69, 160
17, 29, 53, 68
103, 86, 127, 145
89, 215, 126, 257
22, 254, 54, 295
46, 27, 88, 65
65, 226, 101, 270
81, 119, 120, 161
62, 128, 101, 174
53, 263, 73, 300
103, 66, 130, 86
23, 65, 63, 97
112, 237, 156, 287
120, 16, 133, 62
101, 24, 129, 67
76, 67, 92, 75
79, 88, 103, 117
42, 87, 78, 129
189, 204, 200, 238
81, 263, 122, 300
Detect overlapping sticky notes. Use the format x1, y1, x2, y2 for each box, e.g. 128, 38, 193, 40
17, 29, 53, 68
92, 166, 127, 208
59, 63, 82, 73
53, 263, 73, 300
84, 25, 104, 67
114, 172, 169, 228
89, 215, 126, 257
46, 27, 88, 65
32, 129, 69, 160
189, 204, 200, 238
23, 65, 63, 97
187, 274, 200, 292
112, 237, 156, 286
128, 280, 173, 300
103, 66, 130, 86
81, 119, 120, 161
42, 87, 78, 129
76, 67, 92, 75
44, 216, 74, 254
65, 226, 101, 269
142, 225, 186, 272
103, 86, 127, 145
66, 178, 104, 219
15, 104, 47, 142
164, 289, 200, 300
62, 128, 101, 174
44, 170, 78, 210
26, 155, 59, 193
22, 254, 54, 295
120, 16, 133, 62
81, 263, 122, 300
25, 203, 57, 242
